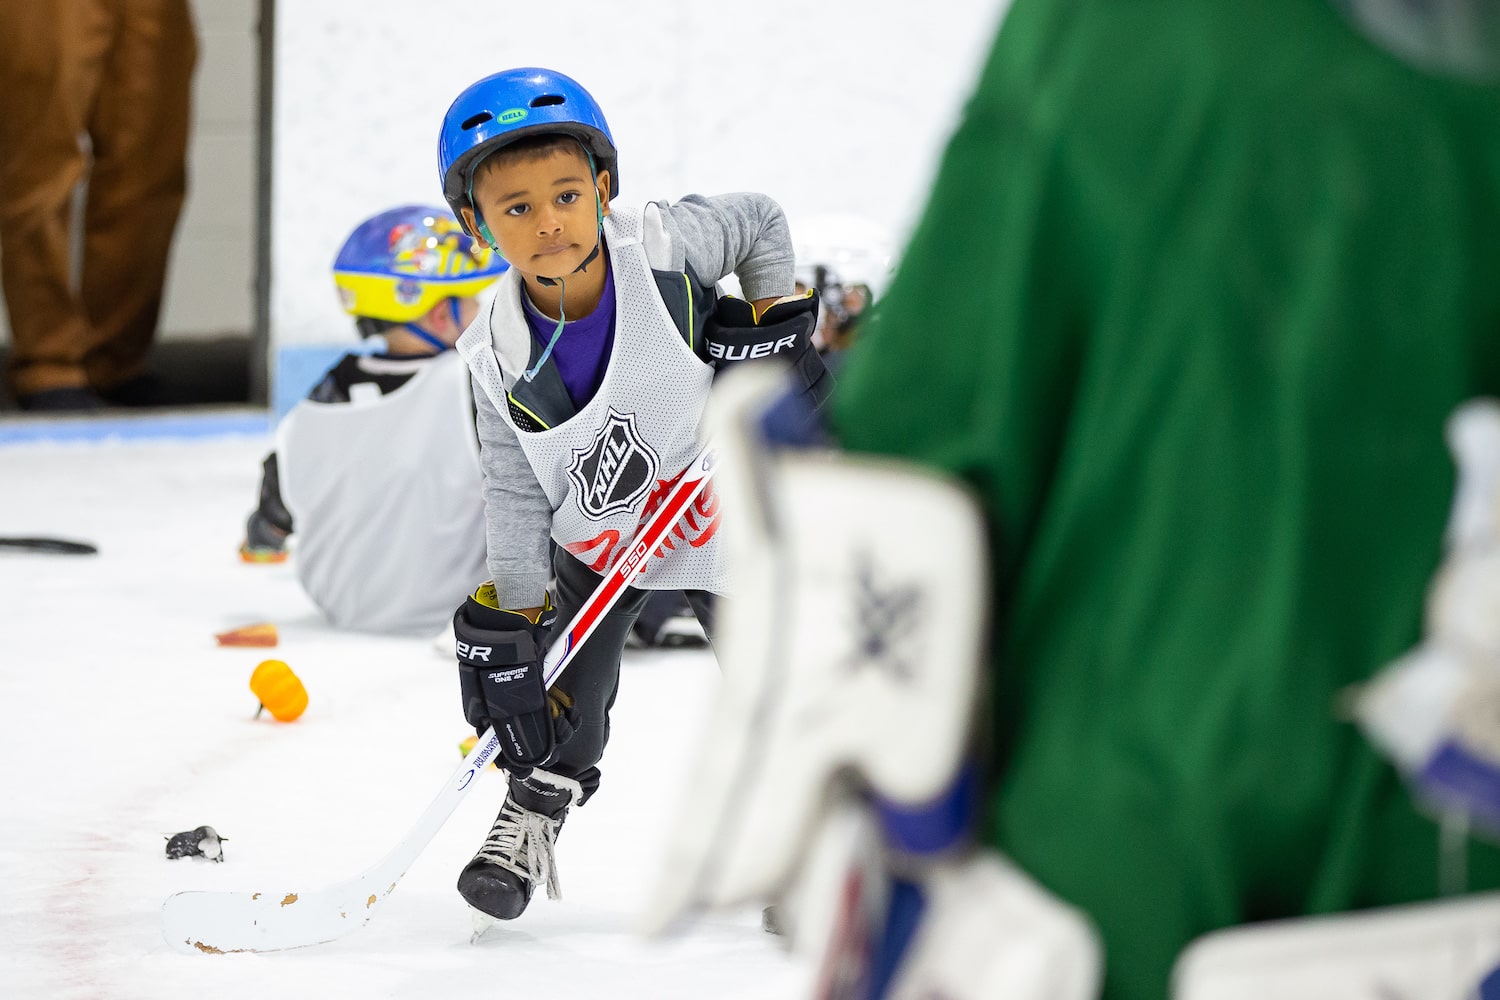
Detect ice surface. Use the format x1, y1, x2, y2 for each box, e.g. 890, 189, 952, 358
0, 423, 811, 999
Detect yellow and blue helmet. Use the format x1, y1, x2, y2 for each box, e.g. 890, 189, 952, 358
332, 206, 507, 324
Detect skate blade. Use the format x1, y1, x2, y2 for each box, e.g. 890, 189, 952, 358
469, 906, 499, 944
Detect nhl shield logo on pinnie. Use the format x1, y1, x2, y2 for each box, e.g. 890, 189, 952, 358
568, 409, 660, 520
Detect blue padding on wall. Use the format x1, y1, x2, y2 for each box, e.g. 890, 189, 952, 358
0, 344, 356, 446
0, 410, 271, 446
271, 344, 349, 422
273, 344, 351, 421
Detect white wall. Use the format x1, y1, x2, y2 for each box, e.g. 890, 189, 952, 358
271, 0, 1009, 349
162, 0, 258, 340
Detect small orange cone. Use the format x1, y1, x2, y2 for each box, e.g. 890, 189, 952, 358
250, 659, 308, 722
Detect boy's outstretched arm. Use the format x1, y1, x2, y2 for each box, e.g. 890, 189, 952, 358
649, 193, 832, 404
647, 193, 795, 300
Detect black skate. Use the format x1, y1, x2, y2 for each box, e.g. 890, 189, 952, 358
628, 590, 708, 649
458, 770, 579, 925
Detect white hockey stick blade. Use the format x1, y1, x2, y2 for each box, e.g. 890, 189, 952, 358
163, 441, 720, 954
164, 870, 387, 955
162, 730, 506, 954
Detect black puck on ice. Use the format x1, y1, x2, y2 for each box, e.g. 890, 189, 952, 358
165, 825, 227, 862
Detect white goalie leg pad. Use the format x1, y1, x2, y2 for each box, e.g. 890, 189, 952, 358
1438, 399, 1500, 558
800, 796, 898, 998
774, 796, 1102, 1000
1172, 892, 1500, 1000
776, 791, 889, 958
1355, 642, 1471, 774
884, 852, 1102, 1000
1354, 399, 1500, 829
640, 366, 989, 934
1425, 398, 1500, 657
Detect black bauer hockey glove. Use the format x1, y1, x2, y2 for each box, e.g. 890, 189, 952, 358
704, 290, 833, 408
454, 583, 576, 771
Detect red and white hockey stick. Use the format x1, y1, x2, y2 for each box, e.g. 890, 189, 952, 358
162, 442, 719, 955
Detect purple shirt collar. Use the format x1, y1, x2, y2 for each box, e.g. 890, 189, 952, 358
521, 263, 616, 410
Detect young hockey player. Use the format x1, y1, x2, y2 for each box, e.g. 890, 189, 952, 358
437, 66, 831, 925
241, 205, 507, 636
646, 2, 1500, 999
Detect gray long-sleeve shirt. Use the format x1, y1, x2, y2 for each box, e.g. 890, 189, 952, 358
472, 192, 795, 608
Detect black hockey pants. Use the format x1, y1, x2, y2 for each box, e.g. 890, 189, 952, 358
541, 548, 718, 803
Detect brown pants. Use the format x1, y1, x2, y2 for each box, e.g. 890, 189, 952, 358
0, 0, 196, 397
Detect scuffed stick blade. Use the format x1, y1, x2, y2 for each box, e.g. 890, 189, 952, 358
163, 731, 506, 954
162, 872, 395, 954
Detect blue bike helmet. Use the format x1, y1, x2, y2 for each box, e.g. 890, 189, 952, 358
438, 67, 618, 240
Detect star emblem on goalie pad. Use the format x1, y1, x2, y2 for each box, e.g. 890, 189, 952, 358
842, 549, 923, 683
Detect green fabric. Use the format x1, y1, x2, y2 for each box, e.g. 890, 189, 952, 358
830, 1, 1500, 998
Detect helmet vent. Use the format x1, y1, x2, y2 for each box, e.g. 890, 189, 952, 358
530, 94, 565, 108
460, 112, 493, 131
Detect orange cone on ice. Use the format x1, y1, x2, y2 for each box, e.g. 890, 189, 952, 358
250, 659, 308, 722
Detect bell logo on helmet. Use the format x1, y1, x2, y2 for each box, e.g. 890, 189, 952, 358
498, 108, 528, 124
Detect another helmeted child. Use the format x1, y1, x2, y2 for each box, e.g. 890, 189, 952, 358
241, 205, 507, 635
437, 66, 831, 924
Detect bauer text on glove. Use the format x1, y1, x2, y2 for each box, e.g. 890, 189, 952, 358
704, 290, 833, 407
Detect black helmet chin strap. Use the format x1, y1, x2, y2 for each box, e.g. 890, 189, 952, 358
534, 237, 601, 288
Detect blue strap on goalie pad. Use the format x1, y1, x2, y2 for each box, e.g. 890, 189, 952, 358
1418, 741, 1500, 837
873, 761, 981, 858
868, 878, 927, 1000
1481, 964, 1500, 999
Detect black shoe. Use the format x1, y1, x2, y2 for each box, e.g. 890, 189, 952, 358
15, 386, 107, 412
243, 510, 290, 556
631, 612, 708, 648
98, 373, 178, 407
655, 613, 709, 648
458, 772, 575, 921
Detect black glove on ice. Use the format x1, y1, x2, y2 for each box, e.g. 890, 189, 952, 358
454, 584, 574, 770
